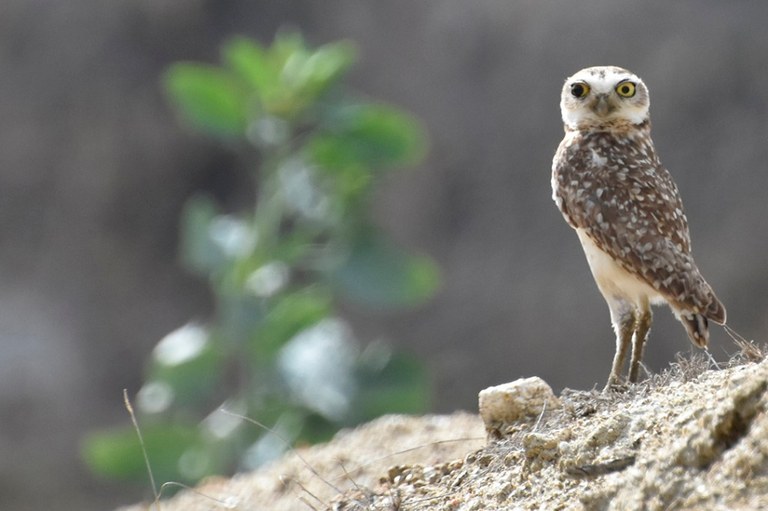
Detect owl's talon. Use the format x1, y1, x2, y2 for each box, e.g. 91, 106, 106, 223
603, 382, 629, 394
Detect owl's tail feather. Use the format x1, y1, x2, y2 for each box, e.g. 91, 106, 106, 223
676, 293, 726, 349
679, 312, 710, 348
705, 296, 727, 325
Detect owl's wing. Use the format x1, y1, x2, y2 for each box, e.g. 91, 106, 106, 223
555, 159, 724, 322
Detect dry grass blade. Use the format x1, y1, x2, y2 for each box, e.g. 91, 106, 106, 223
724, 324, 766, 363
124, 389, 160, 510
219, 408, 345, 496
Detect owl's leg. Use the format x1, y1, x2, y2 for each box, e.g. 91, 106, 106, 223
628, 299, 652, 383
606, 300, 635, 389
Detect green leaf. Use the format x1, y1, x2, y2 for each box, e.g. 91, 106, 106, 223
224, 34, 355, 118
334, 233, 440, 308
306, 140, 372, 206
148, 323, 222, 407
292, 41, 357, 97
164, 63, 248, 138
355, 351, 429, 420
296, 413, 338, 444
271, 31, 309, 68
82, 423, 200, 483
250, 287, 333, 361
222, 36, 279, 101
310, 104, 427, 173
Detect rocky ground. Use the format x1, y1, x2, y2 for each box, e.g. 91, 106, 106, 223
120, 348, 768, 511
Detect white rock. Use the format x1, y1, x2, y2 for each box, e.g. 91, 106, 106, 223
478, 377, 560, 427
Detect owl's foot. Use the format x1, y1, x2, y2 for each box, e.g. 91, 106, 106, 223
603, 379, 629, 393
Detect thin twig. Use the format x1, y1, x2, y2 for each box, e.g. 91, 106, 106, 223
124, 389, 160, 509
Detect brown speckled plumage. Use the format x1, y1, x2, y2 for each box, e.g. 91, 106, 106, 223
552, 66, 725, 387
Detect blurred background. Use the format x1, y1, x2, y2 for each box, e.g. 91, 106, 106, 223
2, 1, 767, 509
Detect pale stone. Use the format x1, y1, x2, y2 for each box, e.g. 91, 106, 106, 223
478, 376, 560, 428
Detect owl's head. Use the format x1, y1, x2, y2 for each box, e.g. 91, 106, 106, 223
560, 66, 650, 130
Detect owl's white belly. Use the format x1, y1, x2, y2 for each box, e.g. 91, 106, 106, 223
575, 228, 666, 306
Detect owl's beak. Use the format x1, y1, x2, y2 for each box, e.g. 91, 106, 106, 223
590, 94, 614, 117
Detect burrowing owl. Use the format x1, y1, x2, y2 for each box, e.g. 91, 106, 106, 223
551, 66, 726, 388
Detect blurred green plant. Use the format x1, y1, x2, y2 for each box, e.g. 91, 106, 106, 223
82, 32, 438, 486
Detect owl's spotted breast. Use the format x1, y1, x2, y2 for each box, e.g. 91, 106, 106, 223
553, 127, 719, 319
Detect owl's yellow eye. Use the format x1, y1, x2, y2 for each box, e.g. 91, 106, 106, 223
615, 81, 636, 98
570, 82, 590, 98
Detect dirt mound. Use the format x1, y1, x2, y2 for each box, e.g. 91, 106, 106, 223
117, 412, 485, 511
120, 355, 768, 511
